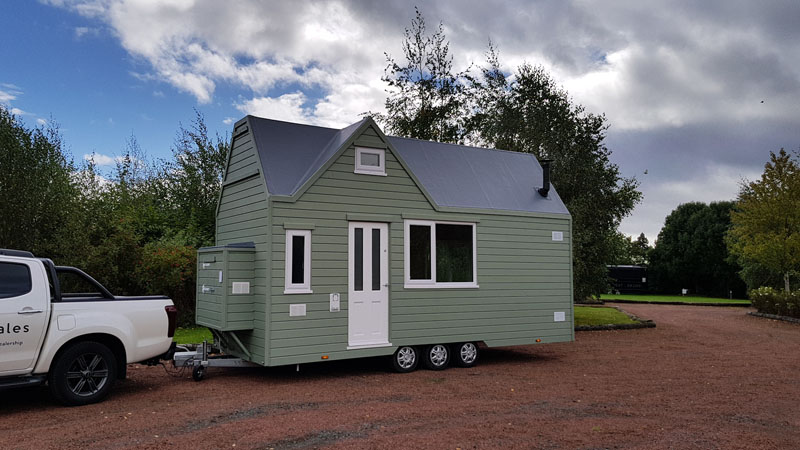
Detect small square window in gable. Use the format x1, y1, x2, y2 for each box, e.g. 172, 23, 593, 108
354, 147, 386, 176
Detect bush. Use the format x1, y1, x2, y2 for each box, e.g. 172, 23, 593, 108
749, 287, 800, 318
136, 243, 197, 325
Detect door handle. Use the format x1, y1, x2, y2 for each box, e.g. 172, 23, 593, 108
18, 309, 44, 315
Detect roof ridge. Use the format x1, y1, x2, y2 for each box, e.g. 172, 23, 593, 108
246, 115, 339, 131
386, 135, 538, 158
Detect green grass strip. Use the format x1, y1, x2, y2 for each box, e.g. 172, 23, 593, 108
600, 294, 750, 304
173, 326, 213, 345
574, 306, 637, 327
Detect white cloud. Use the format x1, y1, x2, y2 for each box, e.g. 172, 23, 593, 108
10, 107, 28, 116
84, 153, 127, 166
36, 118, 47, 125
74, 26, 99, 38
0, 84, 21, 103
235, 92, 313, 125
222, 117, 235, 125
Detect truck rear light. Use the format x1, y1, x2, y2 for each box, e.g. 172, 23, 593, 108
165, 305, 178, 338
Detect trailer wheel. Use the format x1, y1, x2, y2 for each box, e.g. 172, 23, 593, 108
192, 366, 206, 381
48, 341, 117, 406
452, 342, 479, 368
423, 344, 450, 370
391, 346, 419, 373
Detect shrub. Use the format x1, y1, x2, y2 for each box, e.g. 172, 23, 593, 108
136, 243, 197, 325
749, 287, 800, 318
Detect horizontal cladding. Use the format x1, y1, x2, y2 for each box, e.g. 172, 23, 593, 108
214, 129, 268, 363
265, 128, 573, 366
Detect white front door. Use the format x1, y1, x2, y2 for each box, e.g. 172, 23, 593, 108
0, 259, 49, 375
348, 222, 389, 348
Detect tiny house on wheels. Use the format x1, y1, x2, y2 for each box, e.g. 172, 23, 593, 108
195, 115, 573, 373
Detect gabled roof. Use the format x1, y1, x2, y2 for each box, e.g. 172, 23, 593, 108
246, 115, 569, 216
387, 136, 569, 215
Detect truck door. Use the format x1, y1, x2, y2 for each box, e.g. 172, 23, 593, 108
0, 259, 49, 375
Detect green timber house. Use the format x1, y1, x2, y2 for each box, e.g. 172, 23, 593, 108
196, 115, 573, 371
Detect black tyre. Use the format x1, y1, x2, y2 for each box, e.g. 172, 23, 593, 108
192, 365, 206, 381
423, 344, 450, 370
391, 346, 419, 373
49, 341, 117, 406
452, 342, 479, 368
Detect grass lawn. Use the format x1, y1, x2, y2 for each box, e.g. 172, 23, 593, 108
173, 326, 213, 345
574, 306, 637, 327
600, 294, 750, 304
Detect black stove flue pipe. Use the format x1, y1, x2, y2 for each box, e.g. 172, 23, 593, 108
538, 159, 552, 197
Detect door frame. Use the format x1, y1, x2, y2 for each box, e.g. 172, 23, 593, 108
347, 221, 390, 349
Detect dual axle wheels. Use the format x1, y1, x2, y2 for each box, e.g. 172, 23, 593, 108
391, 342, 479, 373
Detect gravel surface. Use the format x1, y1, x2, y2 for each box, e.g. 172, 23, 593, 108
2, 304, 798, 449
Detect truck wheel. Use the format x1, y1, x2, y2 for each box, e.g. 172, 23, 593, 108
49, 341, 117, 406
391, 346, 419, 373
423, 344, 450, 370
452, 342, 479, 368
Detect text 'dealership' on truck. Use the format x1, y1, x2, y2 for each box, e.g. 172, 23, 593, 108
0, 249, 177, 406
176, 115, 573, 378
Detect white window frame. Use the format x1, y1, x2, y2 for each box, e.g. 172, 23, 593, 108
354, 147, 386, 176
404, 219, 478, 289
284, 229, 312, 294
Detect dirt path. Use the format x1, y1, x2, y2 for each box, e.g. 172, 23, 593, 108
2, 304, 798, 449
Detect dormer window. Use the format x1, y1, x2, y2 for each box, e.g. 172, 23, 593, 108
354, 147, 386, 176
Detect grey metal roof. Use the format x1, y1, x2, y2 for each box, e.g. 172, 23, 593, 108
247, 116, 569, 215
249, 116, 366, 196
388, 136, 569, 215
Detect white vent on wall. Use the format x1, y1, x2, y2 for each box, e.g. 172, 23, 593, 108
232, 282, 250, 294
552, 231, 564, 241
554, 311, 566, 322
289, 304, 307, 317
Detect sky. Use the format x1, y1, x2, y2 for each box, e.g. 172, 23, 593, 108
2, 0, 799, 243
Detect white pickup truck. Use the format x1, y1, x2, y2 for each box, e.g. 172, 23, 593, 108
0, 249, 176, 406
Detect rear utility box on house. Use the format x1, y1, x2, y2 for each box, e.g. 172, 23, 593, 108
197, 115, 573, 371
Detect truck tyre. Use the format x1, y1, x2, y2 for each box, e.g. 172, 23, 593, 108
391, 346, 419, 373
423, 344, 450, 370
452, 342, 479, 368
49, 341, 117, 406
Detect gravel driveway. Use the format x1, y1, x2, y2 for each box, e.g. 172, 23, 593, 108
1, 304, 798, 449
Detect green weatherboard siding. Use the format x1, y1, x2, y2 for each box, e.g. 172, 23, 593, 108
205, 119, 574, 367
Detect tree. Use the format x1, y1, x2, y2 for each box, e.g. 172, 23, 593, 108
0, 106, 80, 259
370, 7, 470, 143
471, 61, 641, 301
163, 110, 229, 247
608, 232, 651, 266
727, 149, 800, 292
650, 201, 746, 297
373, 11, 642, 301
631, 233, 651, 265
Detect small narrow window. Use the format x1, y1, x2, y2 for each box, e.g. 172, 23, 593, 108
285, 230, 312, 294
354, 228, 364, 291
372, 228, 381, 290
354, 147, 386, 176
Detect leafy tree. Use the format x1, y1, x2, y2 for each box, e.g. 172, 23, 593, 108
163, 110, 229, 247
0, 106, 80, 259
470, 61, 641, 301
650, 201, 746, 297
370, 7, 470, 143
373, 11, 642, 301
727, 149, 800, 292
608, 232, 651, 266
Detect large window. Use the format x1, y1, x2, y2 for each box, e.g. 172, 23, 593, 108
285, 230, 312, 294
404, 220, 478, 288
0, 262, 32, 299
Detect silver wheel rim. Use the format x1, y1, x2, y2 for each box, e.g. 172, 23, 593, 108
429, 345, 448, 366
460, 343, 477, 364
397, 347, 416, 369
66, 352, 109, 397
